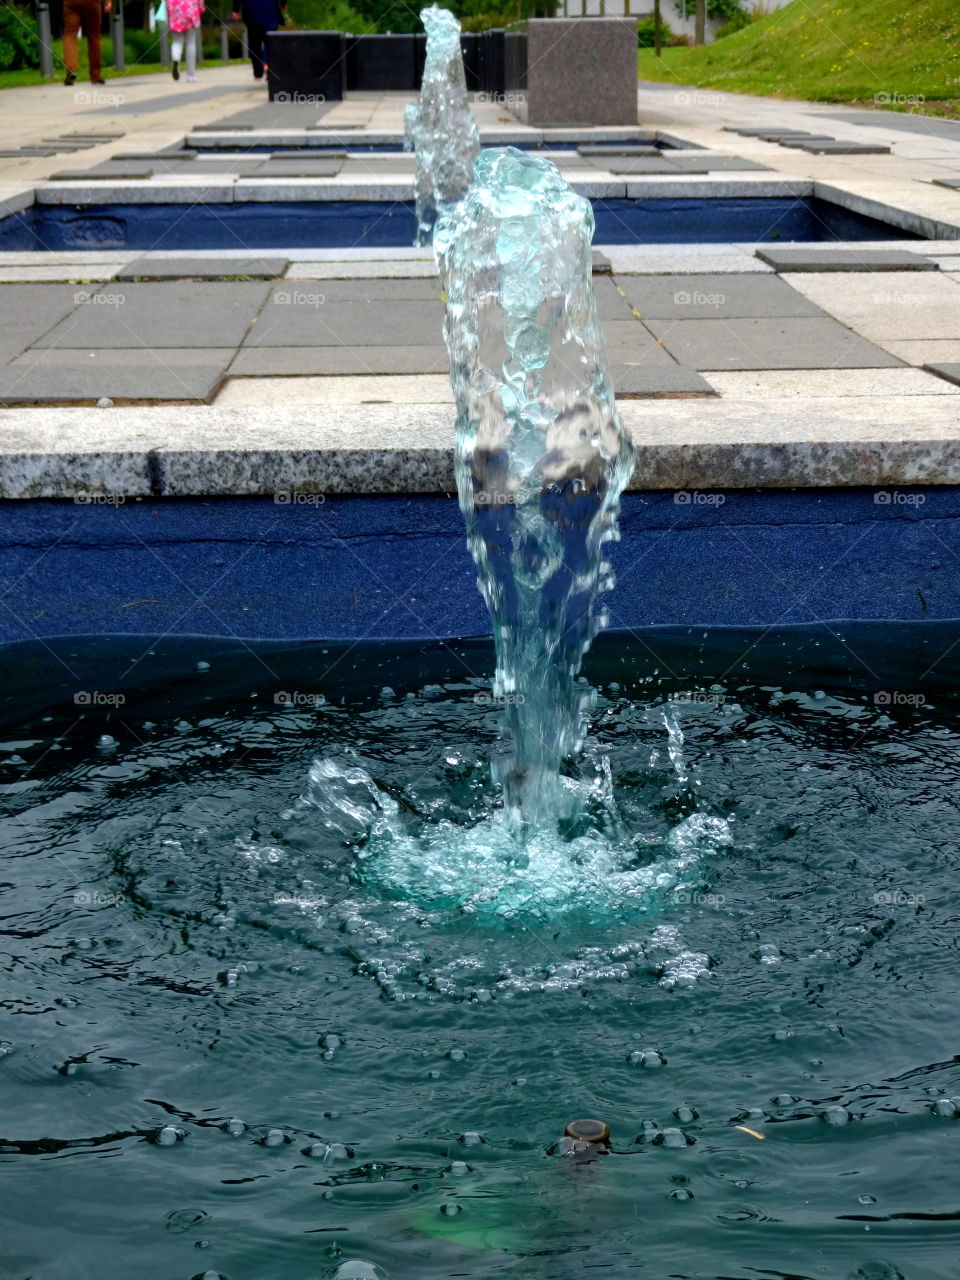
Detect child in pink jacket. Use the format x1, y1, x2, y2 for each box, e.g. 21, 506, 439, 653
168, 0, 204, 82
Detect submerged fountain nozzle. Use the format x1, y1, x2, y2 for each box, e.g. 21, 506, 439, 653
564, 1118, 610, 1144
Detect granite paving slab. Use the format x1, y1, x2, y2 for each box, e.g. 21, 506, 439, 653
592, 277, 638, 320
924, 363, 960, 388
592, 251, 613, 274
783, 271, 960, 341
609, 365, 715, 397
49, 167, 155, 181
796, 141, 892, 155
248, 160, 344, 178
117, 258, 290, 281
34, 282, 272, 350
601, 321, 676, 368
723, 127, 813, 138
756, 249, 939, 272
229, 346, 450, 376
707, 368, 959, 398
216, 374, 454, 406
287, 261, 440, 281
647, 316, 902, 370
284, 278, 442, 303
616, 273, 823, 320
0, 359, 227, 404
0, 265, 117, 283
0, 284, 85, 362
933, 178, 960, 190
577, 144, 662, 156
875, 339, 960, 365
243, 296, 443, 348
586, 157, 709, 174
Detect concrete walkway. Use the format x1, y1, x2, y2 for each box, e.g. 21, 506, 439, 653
1, 74, 959, 495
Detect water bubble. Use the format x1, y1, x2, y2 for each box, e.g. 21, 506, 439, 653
670, 1187, 694, 1200
262, 1129, 286, 1147
223, 1118, 244, 1136
459, 1131, 484, 1146
447, 1161, 469, 1176
932, 1097, 957, 1117
165, 1209, 209, 1234
822, 1105, 851, 1126
321, 1034, 342, 1050
756, 943, 781, 964
772, 1029, 792, 1042
96, 735, 117, 753
673, 1105, 699, 1123
654, 1128, 693, 1148
447, 1048, 466, 1061
440, 1203, 462, 1216
640, 1050, 665, 1068
195, 661, 210, 672
771, 1094, 798, 1107
156, 1125, 183, 1146
191, 1273, 228, 1280
858, 1195, 877, 1205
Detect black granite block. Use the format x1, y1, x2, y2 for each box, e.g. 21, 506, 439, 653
352, 35, 419, 91
266, 31, 345, 103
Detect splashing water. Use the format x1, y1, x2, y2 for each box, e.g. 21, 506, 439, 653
303, 151, 733, 925
408, 5, 480, 246
435, 148, 635, 835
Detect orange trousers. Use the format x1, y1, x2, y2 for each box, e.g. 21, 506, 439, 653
63, 0, 104, 81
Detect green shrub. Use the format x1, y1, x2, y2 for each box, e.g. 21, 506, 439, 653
715, 7, 754, 37
637, 14, 674, 47
123, 27, 157, 64
0, 2, 40, 71
286, 0, 368, 34
707, 0, 744, 19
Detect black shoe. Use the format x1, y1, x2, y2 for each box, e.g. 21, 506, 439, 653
64, 70, 77, 85
172, 60, 179, 80
92, 77, 105, 84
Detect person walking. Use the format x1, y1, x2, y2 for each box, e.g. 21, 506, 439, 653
168, 0, 204, 83
62, 0, 110, 86
231, 0, 285, 82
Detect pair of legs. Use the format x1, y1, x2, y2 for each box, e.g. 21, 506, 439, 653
171, 25, 199, 80
245, 19, 269, 79
62, 0, 103, 82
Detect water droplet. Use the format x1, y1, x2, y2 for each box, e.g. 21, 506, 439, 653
460, 1131, 484, 1146
262, 1129, 286, 1147
321, 1034, 342, 1050
447, 1048, 466, 1061
96, 735, 117, 752
195, 661, 210, 672
640, 1050, 664, 1068
670, 1187, 694, 1200
440, 1202, 462, 1216
165, 1209, 209, 1234
223, 1118, 244, 1136
673, 1105, 699, 1123
156, 1125, 182, 1146
823, 1105, 851, 1126
447, 1160, 469, 1176
933, 1097, 957, 1117
858, 1195, 877, 1205
654, 1128, 692, 1148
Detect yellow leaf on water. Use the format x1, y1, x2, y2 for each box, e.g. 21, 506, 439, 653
735, 1125, 766, 1140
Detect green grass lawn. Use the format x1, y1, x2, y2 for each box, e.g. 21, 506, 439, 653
0, 39, 246, 90
638, 0, 960, 114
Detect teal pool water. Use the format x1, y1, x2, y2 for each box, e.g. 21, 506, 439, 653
1, 633, 957, 1280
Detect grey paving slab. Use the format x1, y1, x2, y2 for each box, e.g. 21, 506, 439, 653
933, 178, 960, 190
34, 282, 271, 350
587, 156, 709, 174
244, 295, 444, 348
648, 316, 903, 371
288, 278, 442, 303
616, 273, 823, 320
602, 321, 676, 368
112, 151, 199, 161
0, 359, 227, 404
610, 365, 715, 396
825, 110, 960, 141
724, 127, 813, 137
0, 284, 84, 362
793, 140, 891, 155
230, 346, 450, 376
578, 144, 662, 156
117, 258, 289, 281
591, 277, 637, 320
592, 250, 612, 274
924, 363, 960, 387
249, 159, 344, 178
49, 166, 155, 181
756, 248, 939, 272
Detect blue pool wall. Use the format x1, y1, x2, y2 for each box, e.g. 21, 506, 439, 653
0, 197, 920, 251
0, 488, 955, 646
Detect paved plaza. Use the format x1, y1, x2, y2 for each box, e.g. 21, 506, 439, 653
0, 67, 959, 495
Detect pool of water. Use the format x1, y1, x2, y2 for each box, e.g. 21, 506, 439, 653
0, 196, 920, 251
1, 628, 957, 1280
